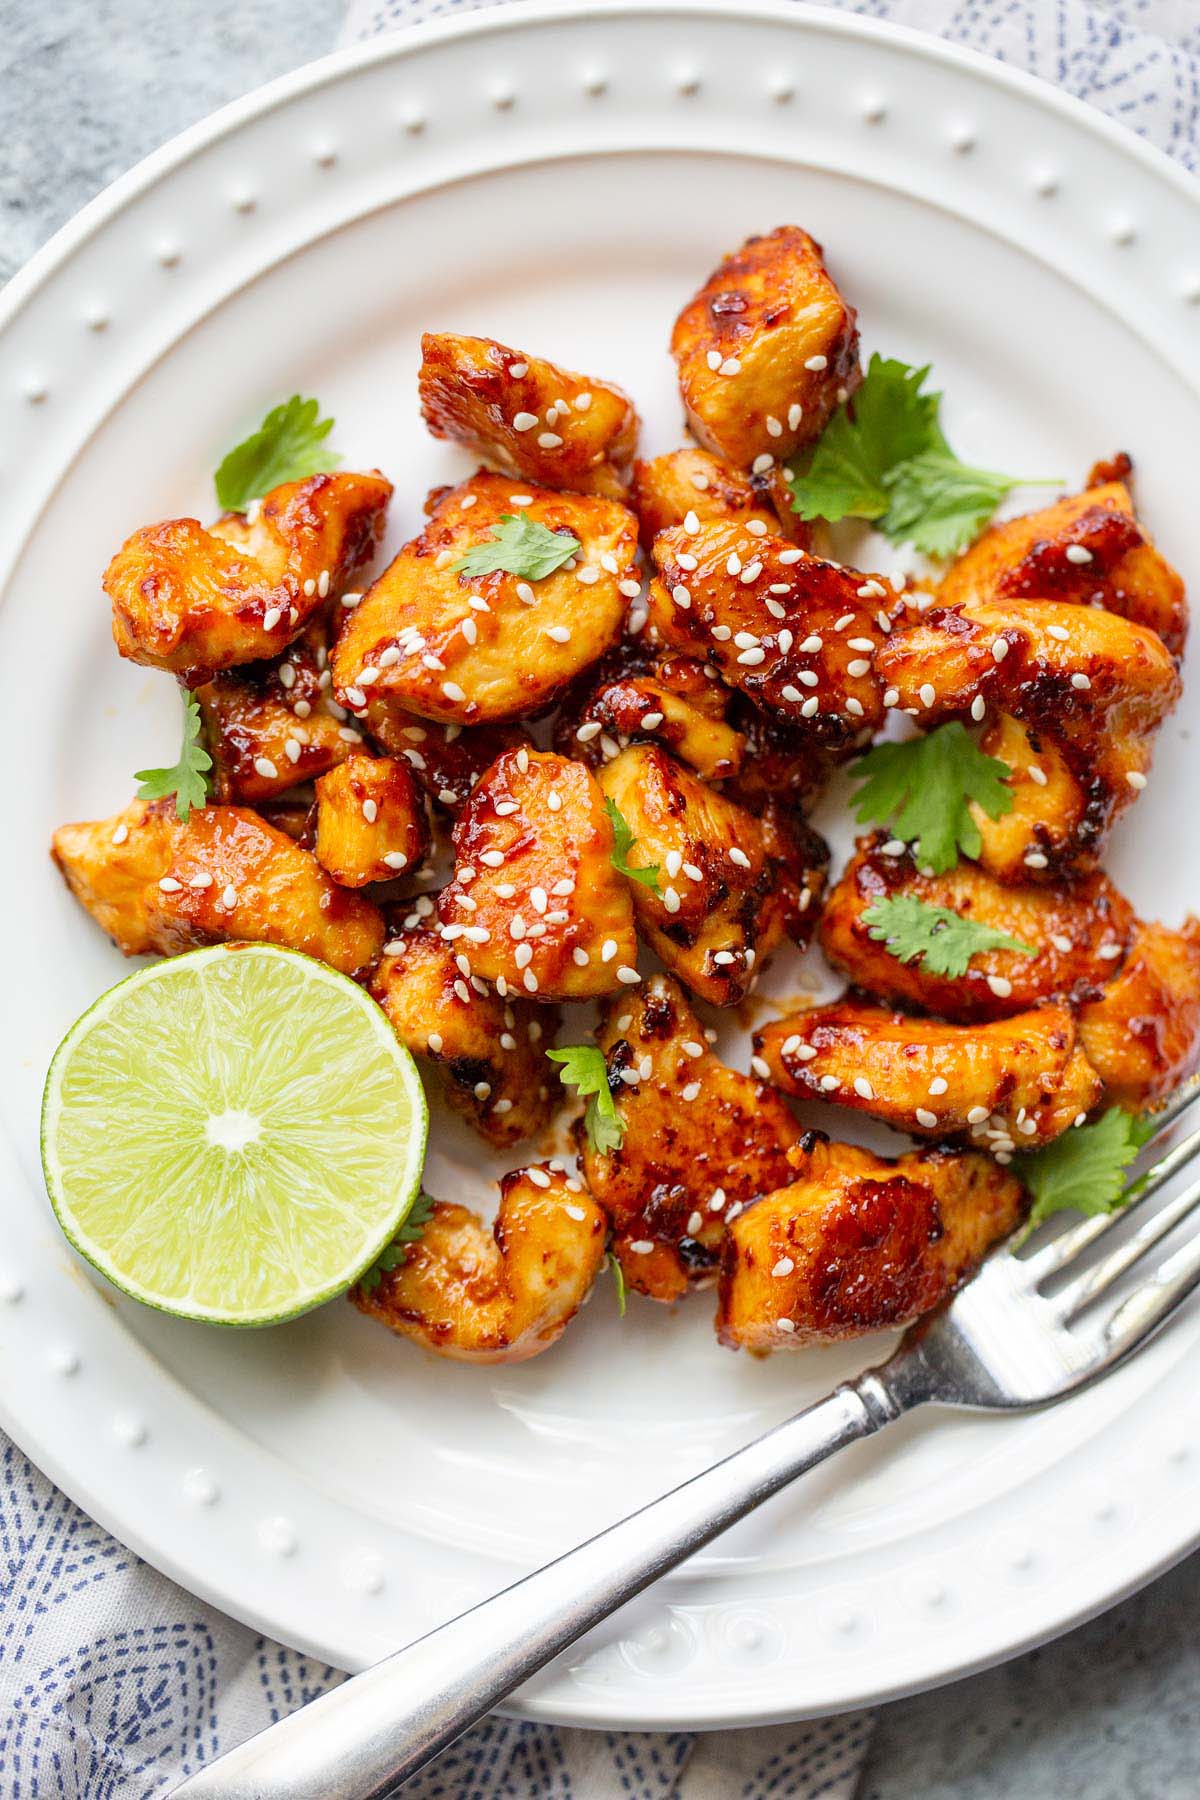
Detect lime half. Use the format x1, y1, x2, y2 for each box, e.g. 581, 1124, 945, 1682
41, 943, 428, 1325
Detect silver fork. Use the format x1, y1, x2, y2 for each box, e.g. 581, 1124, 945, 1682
171, 1081, 1200, 1800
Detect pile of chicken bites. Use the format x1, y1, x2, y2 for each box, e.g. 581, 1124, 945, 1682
54, 225, 1200, 1365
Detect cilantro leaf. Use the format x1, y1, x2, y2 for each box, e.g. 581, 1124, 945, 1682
604, 796, 661, 893
451, 512, 581, 581
850, 721, 1014, 874
214, 395, 340, 512
862, 894, 1035, 978
882, 448, 1022, 558
786, 356, 942, 525
607, 1251, 628, 1317
1016, 1109, 1156, 1232
134, 691, 213, 823
357, 1191, 437, 1294
786, 354, 1029, 554
547, 1044, 625, 1156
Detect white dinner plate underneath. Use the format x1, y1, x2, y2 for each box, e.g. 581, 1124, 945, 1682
2, 0, 1200, 1730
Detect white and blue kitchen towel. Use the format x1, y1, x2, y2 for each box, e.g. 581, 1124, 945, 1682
2, 2, 1198, 1795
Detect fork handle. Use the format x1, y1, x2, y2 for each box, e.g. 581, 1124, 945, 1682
170, 1371, 910, 1800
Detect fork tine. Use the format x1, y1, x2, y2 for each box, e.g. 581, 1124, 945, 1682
1054, 1141, 1200, 1320
1023, 1095, 1200, 1282
1093, 1223, 1200, 1369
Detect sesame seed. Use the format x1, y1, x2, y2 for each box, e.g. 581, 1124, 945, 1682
630, 1240, 655, 1254
686, 1210, 704, 1236
575, 565, 599, 586
804, 353, 828, 371
915, 1107, 938, 1128
572, 947, 590, 966
221, 884, 238, 909
442, 681, 467, 702
111, 823, 130, 846
751, 454, 774, 474
344, 686, 366, 709
740, 561, 763, 585
317, 569, 330, 599
683, 862, 703, 881
845, 698, 865, 717
480, 850, 505, 867
766, 415, 783, 437
461, 617, 478, 645
1047, 624, 1070, 641
302, 580, 316, 599
546, 625, 572, 643
262, 606, 283, 631
1127, 770, 1147, 790
547, 790, 562, 811
361, 798, 378, 823
690, 472, 710, 491
538, 431, 563, 449
509, 916, 526, 939
527, 1166, 552, 1188
640, 711, 664, 730
833, 613, 854, 631
662, 886, 681, 913
819, 1075, 840, 1092
682, 1081, 701, 1101
848, 658, 871, 678
991, 637, 1009, 663
713, 951, 735, 967
157, 876, 182, 893
1024, 852, 1049, 870
967, 1106, 990, 1125
919, 683, 935, 709
672, 585, 691, 608
729, 847, 751, 869
751, 1054, 771, 1079
1098, 941, 1122, 960
576, 721, 603, 743
771, 1256, 795, 1278
617, 965, 641, 984
801, 696, 819, 717
469, 595, 490, 611
883, 687, 901, 708
719, 357, 741, 376
971, 694, 987, 722
777, 1318, 796, 1334
683, 509, 701, 533
1071, 672, 1091, 691
340, 590, 363, 609
1065, 544, 1094, 564
254, 756, 278, 780
512, 411, 537, 431
619, 578, 642, 598
986, 975, 1013, 998
847, 637, 875, 654
780, 684, 802, 703
515, 582, 535, 605
421, 654, 444, 672
601, 554, 619, 574
737, 646, 766, 665
795, 1044, 818, 1062
766, 599, 787, 620
508, 361, 528, 378
514, 943, 533, 969
712, 625, 732, 641
706, 349, 722, 371
854, 1076, 875, 1100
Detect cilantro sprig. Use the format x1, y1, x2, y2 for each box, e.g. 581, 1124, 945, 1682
214, 395, 340, 512
786, 355, 1031, 556
357, 1192, 437, 1294
850, 721, 1015, 875
452, 512, 581, 581
134, 691, 213, 823
862, 894, 1035, 978
547, 1045, 625, 1156
1016, 1109, 1156, 1233
604, 797, 661, 893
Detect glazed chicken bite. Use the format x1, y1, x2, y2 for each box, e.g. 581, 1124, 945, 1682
351, 1165, 605, 1363
552, 645, 744, 783
821, 836, 1135, 1022
195, 624, 356, 803
717, 1137, 1027, 1351
876, 598, 1180, 876
106, 472, 392, 677
938, 474, 1187, 659
671, 226, 860, 469
757, 997, 1100, 1151
650, 522, 886, 748
331, 473, 637, 725
313, 753, 430, 887
52, 799, 384, 978
630, 448, 805, 548
437, 748, 638, 1001
371, 929, 558, 1148
418, 332, 639, 499
598, 744, 827, 1007
579, 975, 800, 1301
1078, 919, 1200, 1109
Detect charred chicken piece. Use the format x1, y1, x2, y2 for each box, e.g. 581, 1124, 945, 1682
552, 644, 744, 784
876, 598, 1180, 877
437, 748, 638, 1002
419, 332, 639, 499
579, 975, 800, 1301
757, 997, 1100, 1150
1078, 918, 1200, 1109
52, 798, 384, 978
106, 472, 392, 677
716, 1136, 1027, 1351
938, 476, 1187, 659
630, 447, 806, 549
821, 835, 1135, 1022
351, 1165, 605, 1363
332, 473, 637, 726
195, 623, 355, 803
670, 226, 861, 469
371, 928, 558, 1148
598, 744, 827, 1006
361, 701, 532, 815
651, 522, 886, 748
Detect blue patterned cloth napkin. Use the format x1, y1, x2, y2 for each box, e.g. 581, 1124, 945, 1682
3, 2, 1198, 1796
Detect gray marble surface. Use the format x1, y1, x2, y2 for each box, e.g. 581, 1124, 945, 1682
3, 2, 1198, 1795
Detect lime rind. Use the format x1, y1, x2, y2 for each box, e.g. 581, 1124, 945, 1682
40, 943, 428, 1326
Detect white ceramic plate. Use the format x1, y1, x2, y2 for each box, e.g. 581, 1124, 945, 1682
3, 0, 1200, 1731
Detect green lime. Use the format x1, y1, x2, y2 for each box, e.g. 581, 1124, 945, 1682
40, 943, 428, 1326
